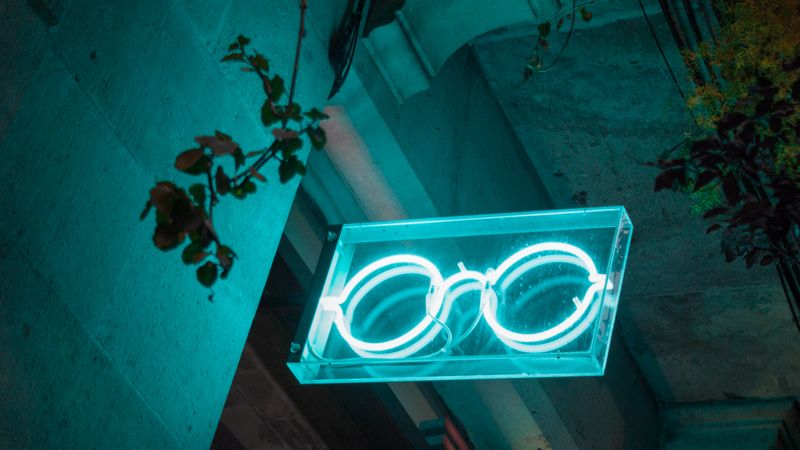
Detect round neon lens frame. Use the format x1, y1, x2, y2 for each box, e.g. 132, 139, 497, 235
319, 242, 612, 358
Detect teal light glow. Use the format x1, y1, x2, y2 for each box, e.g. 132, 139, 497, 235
288, 207, 633, 384
321, 242, 611, 358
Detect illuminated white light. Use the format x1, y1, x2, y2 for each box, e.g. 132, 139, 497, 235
324, 243, 613, 358
328, 255, 443, 357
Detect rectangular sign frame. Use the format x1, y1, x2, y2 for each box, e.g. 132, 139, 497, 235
288, 207, 633, 384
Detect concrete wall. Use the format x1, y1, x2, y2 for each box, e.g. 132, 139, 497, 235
354, 43, 553, 217
0, 0, 333, 447
349, 21, 661, 448
661, 399, 791, 450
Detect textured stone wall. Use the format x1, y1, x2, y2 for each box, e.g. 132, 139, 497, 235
0, 0, 332, 447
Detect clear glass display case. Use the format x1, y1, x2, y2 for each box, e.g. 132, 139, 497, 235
287, 207, 633, 383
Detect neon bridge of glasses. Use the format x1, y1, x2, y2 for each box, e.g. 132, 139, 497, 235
318, 242, 613, 359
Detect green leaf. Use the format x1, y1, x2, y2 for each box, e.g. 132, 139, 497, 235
232, 147, 246, 170
278, 156, 305, 183
182, 242, 204, 264
261, 100, 279, 127
188, 183, 206, 205
251, 53, 269, 71
221, 53, 243, 62
197, 261, 218, 287
236, 35, 250, 47
227, 42, 239, 51
538, 22, 551, 38
308, 127, 326, 150
270, 75, 284, 100
303, 108, 329, 121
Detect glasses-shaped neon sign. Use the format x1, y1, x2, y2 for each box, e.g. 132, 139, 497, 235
320, 242, 612, 359
288, 207, 632, 384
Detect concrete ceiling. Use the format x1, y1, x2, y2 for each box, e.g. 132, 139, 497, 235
470, 8, 800, 404
272, 1, 800, 448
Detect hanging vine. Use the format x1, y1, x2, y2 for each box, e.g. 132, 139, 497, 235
651, 0, 800, 328
140, 0, 328, 291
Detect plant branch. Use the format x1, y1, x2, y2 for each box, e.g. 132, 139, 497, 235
205, 161, 218, 219
238, 0, 308, 188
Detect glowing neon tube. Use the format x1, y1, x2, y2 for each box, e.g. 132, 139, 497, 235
324, 242, 611, 358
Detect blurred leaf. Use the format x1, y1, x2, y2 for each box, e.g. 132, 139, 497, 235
221, 260, 234, 279
279, 156, 305, 183
221, 53, 243, 62
579, 6, 592, 22
308, 127, 326, 150
303, 108, 329, 121
654, 169, 684, 191
197, 261, 218, 287
251, 53, 269, 71
281, 138, 303, 159
270, 75, 284, 100
189, 184, 206, 206
694, 171, 716, 190
249, 167, 266, 182
149, 182, 179, 214
175, 149, 207, 174
722, 176, 740, 204
195, 134, 238, 156
286, 103, 302, 122
246, 150, 265, 157
215, 166, 231, 195
154, 223, 183, 250
556, 17, 565, 30
217, 245, 235, 269
261, 100, 279, 126
539, 38, 550, 50
272, 128, 299, 141
182, 242, 204, 264
232, 147, 246, 170
193, 251, 209, 264
237, 35, 250, 47
537, 22, 551, 38
242, 180, 256, 193
703, 207, 729, 219
227, 42, 239, 51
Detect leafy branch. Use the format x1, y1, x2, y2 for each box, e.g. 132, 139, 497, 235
523, 0, 593, 81
653, 67, 800, 268
140, 1, 328, 291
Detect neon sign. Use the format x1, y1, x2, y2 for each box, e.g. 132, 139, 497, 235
288, 207, 632, 384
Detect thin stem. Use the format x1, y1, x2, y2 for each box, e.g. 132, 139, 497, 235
537, 0, 577, 73
205, 161, 218, 219
286, 0, 307, 121
238, 0, 308, 188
